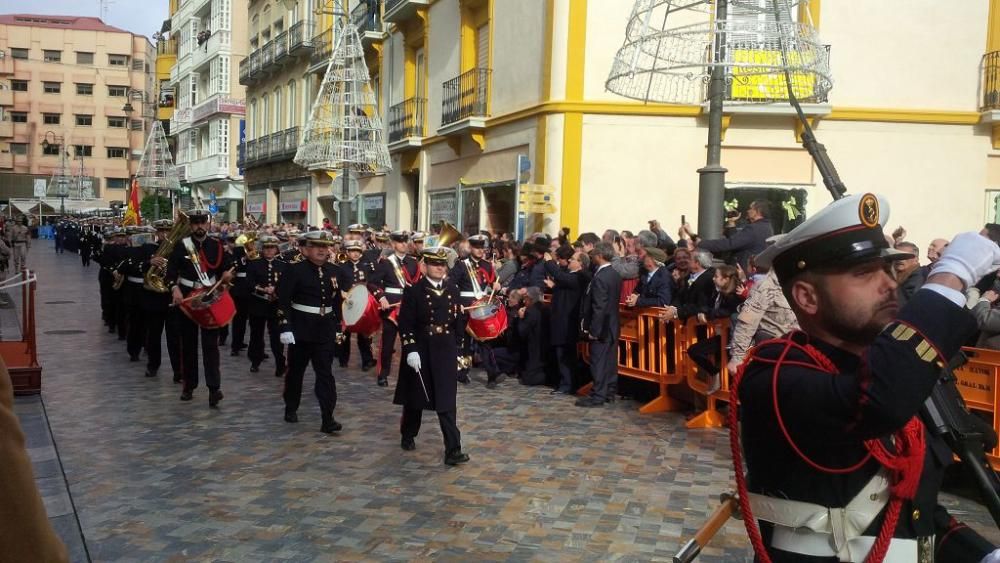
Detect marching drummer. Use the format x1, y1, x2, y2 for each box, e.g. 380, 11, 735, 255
167, 207, 234, 408
396, 246, 470, 465
245, 235, 287, 378
370, 230, 421, 387
337, 239, 377, 371
451, 234, 503, 386
276, 230, 351, 433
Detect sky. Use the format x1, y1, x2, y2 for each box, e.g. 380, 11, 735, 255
0, 0, 169, 39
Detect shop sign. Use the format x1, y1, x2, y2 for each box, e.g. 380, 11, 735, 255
246, 201, 266, 214
362, 194, 384, 210
280, 200, 307, 212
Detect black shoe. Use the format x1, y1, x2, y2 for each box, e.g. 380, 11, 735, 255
180, 389, 193, 401
401, 437, 415, 451
250, 364, 260, 373
377, 376, 388, 387
145, 369, 157, 378
274, 368, 285, 379
129, 354, 140, 362
209, 389, 224, 408
606, 397, 616, 404
284, 412, 298, 423
262, 353, 270, 360
485, 381, 497, 389
339, 362, 349, 368
444, 450, 470, 466
320, 419, 343, 434
362, 360, 377, 372
230, 349, 240, 356
457, 374, 470, 384
173, 374, 182, 384
238, 343, 248, 351
219, 338, 227, 346
108, 326, 116, 334
575, 397, 604, 408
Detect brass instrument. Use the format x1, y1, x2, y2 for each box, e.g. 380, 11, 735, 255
112, 268, 125, 290
144, 212, 192, 293
238, 231, 260, 260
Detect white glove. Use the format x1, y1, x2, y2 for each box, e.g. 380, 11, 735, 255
280, 332, 295, 345
929, 232, 1000, 289
406, 352, 421, 371
980, 548, 1000, 563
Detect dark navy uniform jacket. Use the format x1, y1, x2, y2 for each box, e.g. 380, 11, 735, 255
276, 259, 350, 344
165, 235, 233, 296
245, 257, 287, 318
739, 289, 990, 560
370, 253, 420, 306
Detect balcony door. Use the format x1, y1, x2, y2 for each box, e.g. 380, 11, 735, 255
415, 48, 426, 99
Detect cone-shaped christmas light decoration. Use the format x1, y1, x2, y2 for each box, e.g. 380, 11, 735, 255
294, 0, 391, 176
135, 120, 181, 192
606, 0, 832, 105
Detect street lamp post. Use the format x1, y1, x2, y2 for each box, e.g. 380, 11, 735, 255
122, 89, 159, 220
40, 131, 69, 216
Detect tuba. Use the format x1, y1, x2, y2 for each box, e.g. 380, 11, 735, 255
237, 231, 259, 260
144, 212, 192, 293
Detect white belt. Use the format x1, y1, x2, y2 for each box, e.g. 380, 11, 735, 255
127, 276, 144, 284
292, 302, 334, 316
750, 470, 905, 562
385, 287, 403, 295
460, 291, 477, 298
179, 276, 216, 288
235, 272, 247, 278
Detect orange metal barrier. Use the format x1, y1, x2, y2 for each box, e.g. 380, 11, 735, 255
0, 270, 40, 395
953, 347, 1000, 470
683, 317, 731, 429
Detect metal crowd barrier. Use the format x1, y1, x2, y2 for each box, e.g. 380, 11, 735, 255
0, 269, 41, 394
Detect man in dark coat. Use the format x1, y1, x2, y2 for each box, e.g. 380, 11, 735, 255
395, 246, 470, 466
893, 241, 926, 308
577, 242, 622, 407
136, 220, 181, 380
228, 237, 252, 356
338, 239, 377, 371
738, 193, 997, 562
450, 234, 501, 385
515, 287, 546, 385
543, 246, 586, 394
276, 231, 351, 433
246, 235, 287, 377
697, 200, 774, 271
667, 249, 716, 321
626, 247, 672, 308
370, 230, 421, 387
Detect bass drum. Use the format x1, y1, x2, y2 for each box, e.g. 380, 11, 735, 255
179, 287, 237, 329
466, 298, 508, 341
342, 285, 381, 336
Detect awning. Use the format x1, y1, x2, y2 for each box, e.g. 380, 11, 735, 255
8, 198, 110, 216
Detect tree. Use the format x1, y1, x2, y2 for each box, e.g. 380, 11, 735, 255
140, 194, 173, 221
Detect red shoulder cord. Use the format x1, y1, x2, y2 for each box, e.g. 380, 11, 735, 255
478, 261, 497, 286
729, 335, 926, 563
199, 239, 224, 272
402, 259, 422, 285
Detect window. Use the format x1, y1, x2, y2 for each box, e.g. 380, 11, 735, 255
132, 59, 144, 71
108, 116, 126, 128
10, 48, 27, 60
11, 80, 27, 92
106, 147, 127, 158
287, 80, 297, 127
76, 51, 94, 65
42, 143, 61, 156
43, 113, 61, 125
10, 143, 27, 155
106, 178, 127, 190
10, 112, 27, 123
43, 50, 61, 62
75, 114, 93, 126
76, 83, 93, 95
108, 54, 129, 66
74, 145, 93, 157
108, 85, 127, 97
43, 82, 60, 94
130, 119, 143, 131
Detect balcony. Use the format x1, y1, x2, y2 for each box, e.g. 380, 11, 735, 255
0, 88, 11, 106
984, 51, 1000, 112
440, 68, 491, 130
0, 54, 12, 75
240, 126, 301, 168
192, 30, 232, 70
261, 39, 274, 70
0, 121, 11, 138
192, 94, 246, 125
388, 98, 425, 151
0, 152, 13, 169
157, 39, 178, 57
352, 1, 386, 47
383, 0, 430, 24
274, 31, 288, 61
170, 107, 193, 134
309, 29, 333, 73
186, 153, 230, 183
288, 20, 316, 54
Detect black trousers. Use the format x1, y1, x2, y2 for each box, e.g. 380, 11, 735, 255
230, 296, 249, 352
114, 293, 128, 339
144, 308, 181, 375
81, 252, 90, 267
285, 339, 336, 420
378, 317, 398, 379
125, 291, 146, 358
178, 314, 221, 390
554, 344, 578, 392
588, 337, 617, 402
400, 407, 461, 453
687, 335, 722, 374
338, 331, 374, 367
248, 313, 285, 372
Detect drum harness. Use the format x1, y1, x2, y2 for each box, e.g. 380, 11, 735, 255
181, 237, 219, 289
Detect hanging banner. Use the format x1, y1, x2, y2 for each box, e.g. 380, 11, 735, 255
33, 179, 46, 198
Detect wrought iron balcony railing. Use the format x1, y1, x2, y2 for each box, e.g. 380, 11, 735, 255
241, 126, 302, 168
388, 98, 425, 143
288, 20, 316, 52
311, 29, 333, 67
352, 1, 383, 34
441, 68, 491, 126
983, 50, 1000, 111
274, 31, 288, 60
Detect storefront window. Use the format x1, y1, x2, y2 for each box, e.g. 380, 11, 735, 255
429, 191, 458, 226
279, 187, 309, 225
460, 188, 481, 235
361, 193, 386, 230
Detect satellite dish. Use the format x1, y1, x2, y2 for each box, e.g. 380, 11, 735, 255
330, 170, 359, 202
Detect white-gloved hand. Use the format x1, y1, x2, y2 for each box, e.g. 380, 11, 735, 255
930, 232, 1000, 289
980, 547, 1000, 563
406, 352, 421, 370
280, 331, 295, 345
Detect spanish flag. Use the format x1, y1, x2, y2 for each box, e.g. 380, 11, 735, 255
122, 178, 142, 226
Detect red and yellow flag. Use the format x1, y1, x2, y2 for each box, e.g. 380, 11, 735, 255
122, 178, 142, 226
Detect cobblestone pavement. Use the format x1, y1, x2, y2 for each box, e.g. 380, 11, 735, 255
18, 245, 1000, 561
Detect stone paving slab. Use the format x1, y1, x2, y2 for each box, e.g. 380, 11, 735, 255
16, 245, 1000, 562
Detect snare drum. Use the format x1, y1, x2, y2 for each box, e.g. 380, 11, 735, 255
342, 285, 382, 336
466, 298, 508, 341
179, 287, 237, 329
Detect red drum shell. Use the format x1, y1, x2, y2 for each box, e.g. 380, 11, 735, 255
466, 299, 508, 341
180, 288, 236, 329
343, 285, 381, 336
388, 306, 400, 325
